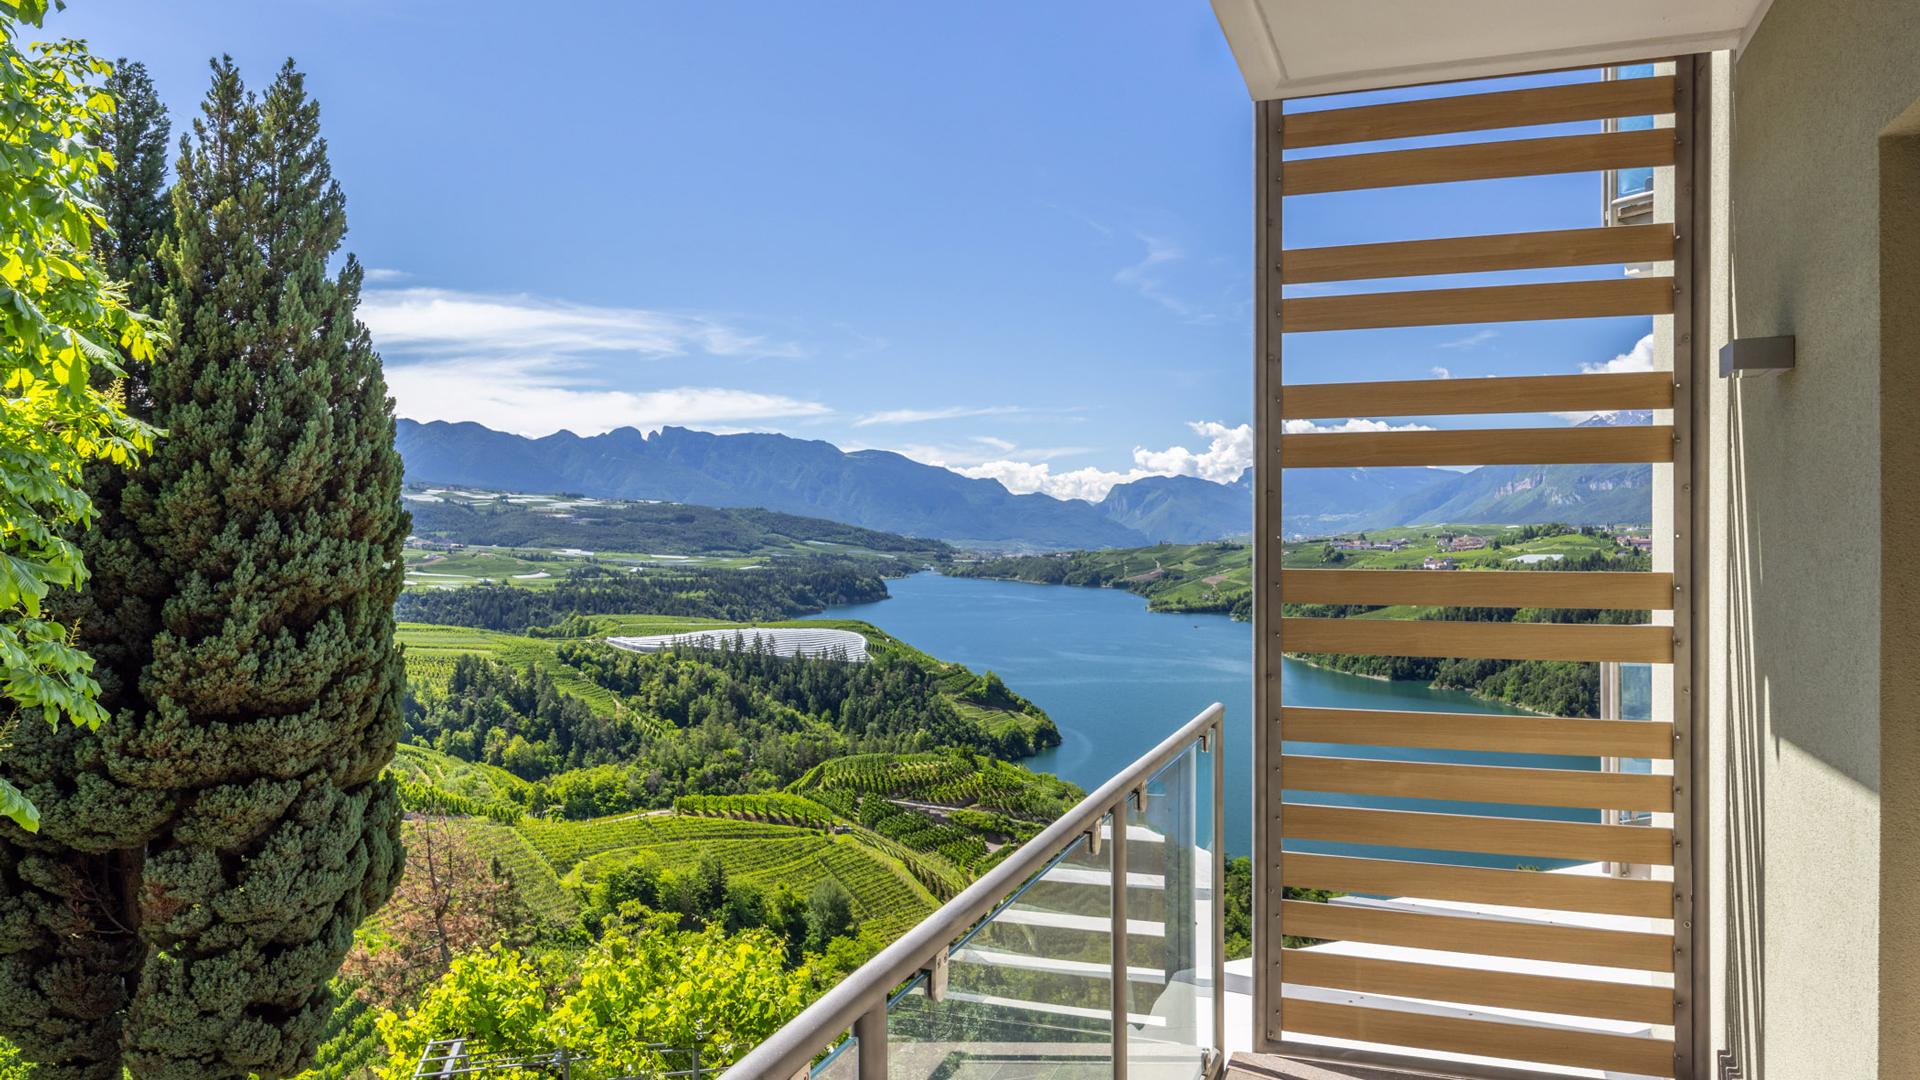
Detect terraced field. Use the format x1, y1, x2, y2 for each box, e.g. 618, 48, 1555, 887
443, 811, 940, 943
455, 819, 579, 924
390, 744, 530, 805
515, 812, 787, 875
397, 622, 629, 719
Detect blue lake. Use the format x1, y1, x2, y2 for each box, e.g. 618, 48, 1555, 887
809, 572, 1599, 860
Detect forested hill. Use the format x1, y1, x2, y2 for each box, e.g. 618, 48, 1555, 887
395, 559, 902, 631
953, 541, 1254, 619
405, 487, 952, 559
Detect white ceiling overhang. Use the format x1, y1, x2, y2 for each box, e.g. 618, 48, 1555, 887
1211, 0, 1773, 100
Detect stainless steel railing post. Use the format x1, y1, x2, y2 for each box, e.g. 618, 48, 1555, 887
719, 704, 1226, 1080
1110, 802, 1130, 1080
854, 1004, 886, 1080
1211, 714, 1227, 1065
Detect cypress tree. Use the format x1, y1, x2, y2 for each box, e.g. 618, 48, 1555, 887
0, 58, 407, 1079
97, 59, 173, 322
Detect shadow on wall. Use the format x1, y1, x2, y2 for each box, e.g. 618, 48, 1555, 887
1724, 390, 1767, 1080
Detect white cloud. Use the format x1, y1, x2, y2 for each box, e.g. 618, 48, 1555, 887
1281, 417, 1435, 435
1556, 333, 1661, 422
366, 285, 822, 437
385, 356, 829, 437
1438, 329, 1499, 350
852, 405, 1024, 427
956, 461, 1154, 502
1582, 332, 1658, 374
948, 420, 1249, 502
1132, 420, 1254, 483
361, 287, 803, 361
941, 416, 1441, 502
1430, 366, 1452, 379
883, 439, 1086, 470
363, 267, 410, 283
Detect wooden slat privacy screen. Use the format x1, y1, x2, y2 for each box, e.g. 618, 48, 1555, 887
1253, 62, 1701, 1080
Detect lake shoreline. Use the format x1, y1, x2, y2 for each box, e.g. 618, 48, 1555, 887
808, 572, 1587, 858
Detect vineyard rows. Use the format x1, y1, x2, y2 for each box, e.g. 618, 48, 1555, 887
396, 778, 523, 823
673, 792, 835, 829
455, 819, 578, 923
572, 833, 829, 885
814, 844, 937, 940
516, 813, 793, 874
290, 983, 380, 1080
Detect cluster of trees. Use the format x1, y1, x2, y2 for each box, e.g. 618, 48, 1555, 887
579, 850, 864, 965
408, 494, 952, 559
394, 559, 903, 632
357, 837, 865, 1079
405, 643, 1052, 817
0, 12, 409, 1076
951, 545, 1254, 620
558, 641, 991, 750
374, 920, 815, 1080
407, 655, 606, 778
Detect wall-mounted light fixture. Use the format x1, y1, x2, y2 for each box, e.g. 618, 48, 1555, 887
1719, 335, 1796, 377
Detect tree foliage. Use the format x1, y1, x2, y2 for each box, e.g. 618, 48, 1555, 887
372, 949, 550, 1079
0, 57, 407, 1079
0, 3, 161, 833
376, 920, 814, 1080
93, 57, 170, 324
393, 558, 901, 633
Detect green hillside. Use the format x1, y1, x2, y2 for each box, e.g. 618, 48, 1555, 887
950, 540, 1253, 617
951, 525, 1644, 623
405, 485, 953, 560
398, 615, 1058, 765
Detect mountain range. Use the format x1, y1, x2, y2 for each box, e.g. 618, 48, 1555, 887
394, 419, 1652, 550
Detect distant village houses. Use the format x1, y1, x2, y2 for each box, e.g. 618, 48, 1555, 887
1614, 534, 1656, 553
1330, 537, 1410, 552
1444, 534, 1489, 552
1422, 556, 1457, 570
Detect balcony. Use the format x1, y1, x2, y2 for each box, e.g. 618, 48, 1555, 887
723, 655, 1667, 1080
721, 705, 1227, 1080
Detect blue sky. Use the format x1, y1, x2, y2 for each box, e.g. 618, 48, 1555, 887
49, 1, 1656, 501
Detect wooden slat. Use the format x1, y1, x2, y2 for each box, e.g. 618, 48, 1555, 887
1283, 755, 1673, 811
1283, 568, 1674, 609
1281, 804, 1675, 866
1282, 425, 1673, 468
1283, 617, 1673, 663
1284, 277, 1673, 332
1283, 129, 1676, 195
1282, 706, 1676, 759
1281, 851, 1674, 919
1282, 949, 1674, 1024
1284, 224, 1675, 283
1282, 999, 1676, 1077
1280, 370, 1673, 418
1280, 899, 1673, 972
1282, 77, 1676, 149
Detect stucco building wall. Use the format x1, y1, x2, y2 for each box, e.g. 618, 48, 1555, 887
1725, 0, 1920, 1073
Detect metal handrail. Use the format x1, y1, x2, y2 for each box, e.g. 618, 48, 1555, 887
718, 701, 1226, 1080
